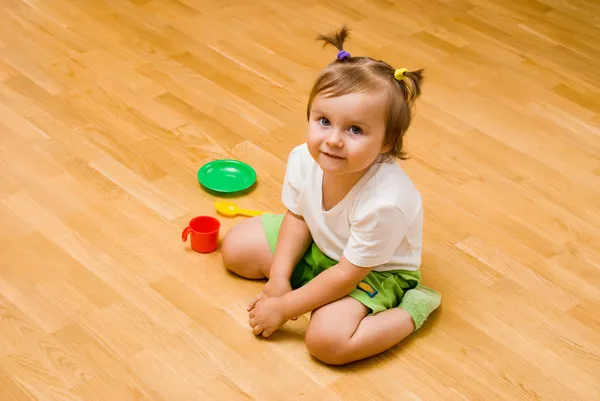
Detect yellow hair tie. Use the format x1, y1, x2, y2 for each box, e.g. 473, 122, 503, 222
394, 68, 408, 81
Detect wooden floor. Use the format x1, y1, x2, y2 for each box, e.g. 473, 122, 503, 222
1, 0, 599, 399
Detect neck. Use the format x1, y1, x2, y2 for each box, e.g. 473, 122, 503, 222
321, 167, 370, 211
327, 155, 380, 190
325, 170, 364, 191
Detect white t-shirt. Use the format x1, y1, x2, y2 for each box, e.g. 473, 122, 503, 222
282, 143, 423, 272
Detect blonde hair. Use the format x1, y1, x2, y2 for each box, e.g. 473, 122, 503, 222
307, 25, 424, 161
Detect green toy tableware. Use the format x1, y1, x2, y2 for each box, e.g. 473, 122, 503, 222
197, 160, 257, 193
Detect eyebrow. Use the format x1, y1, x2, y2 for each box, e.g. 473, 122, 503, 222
311, 109, 372, 129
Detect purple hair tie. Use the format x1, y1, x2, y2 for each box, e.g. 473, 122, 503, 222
337, 50, 351, 60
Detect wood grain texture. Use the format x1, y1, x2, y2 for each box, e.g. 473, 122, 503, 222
1, 0, 599, 399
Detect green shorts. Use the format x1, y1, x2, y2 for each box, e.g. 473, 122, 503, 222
261, 213, 421, 315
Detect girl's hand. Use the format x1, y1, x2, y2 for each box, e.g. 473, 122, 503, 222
247, 277, 297, 319
263, 276, 292, 297
249, 296, 290, 337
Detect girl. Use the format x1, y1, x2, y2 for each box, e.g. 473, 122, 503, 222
221, 26, 441, 365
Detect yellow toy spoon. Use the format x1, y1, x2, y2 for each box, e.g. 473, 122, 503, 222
214, 201, 264, 217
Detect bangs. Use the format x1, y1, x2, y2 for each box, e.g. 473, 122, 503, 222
317, 68, 384, 98
307, 61, 387, 119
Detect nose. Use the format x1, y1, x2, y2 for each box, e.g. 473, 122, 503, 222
326, 129, 344, 148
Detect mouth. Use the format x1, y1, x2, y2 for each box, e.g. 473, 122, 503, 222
321, 151, 344, 160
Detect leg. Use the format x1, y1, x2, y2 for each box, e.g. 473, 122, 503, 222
305, 297, 415, 365
221, 216, 274, 279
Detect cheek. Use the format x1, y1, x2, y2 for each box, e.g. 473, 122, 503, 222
306, 123, 323, 153
346, 138, 381, 162
309, 121, 330, 138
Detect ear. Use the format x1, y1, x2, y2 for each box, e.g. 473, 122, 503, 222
381, 142, 392, 154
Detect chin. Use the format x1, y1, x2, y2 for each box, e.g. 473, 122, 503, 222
320, 165, 346, 175
319, 158, 355, 176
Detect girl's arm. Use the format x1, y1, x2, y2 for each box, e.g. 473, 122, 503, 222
279, 203, 409, 315
280, 256, 372, 319
268, 210, 312, 280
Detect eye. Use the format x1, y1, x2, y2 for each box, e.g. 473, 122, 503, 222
349, 125, 362, 135
319, 117, 331, 127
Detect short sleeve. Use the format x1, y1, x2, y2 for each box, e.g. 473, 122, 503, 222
281, 145, 308, 215
343, 205, 408, 268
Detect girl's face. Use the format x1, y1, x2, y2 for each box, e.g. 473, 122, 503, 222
307, 91, 389, 177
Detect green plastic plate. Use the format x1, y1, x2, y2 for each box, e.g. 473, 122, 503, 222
197, 160, 257, 193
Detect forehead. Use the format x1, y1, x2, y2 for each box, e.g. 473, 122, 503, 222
312, 91, 387, 123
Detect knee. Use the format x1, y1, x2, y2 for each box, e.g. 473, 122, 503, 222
221, 229, 242, 274
221, 223, 267, 279
305, 325, 351, 366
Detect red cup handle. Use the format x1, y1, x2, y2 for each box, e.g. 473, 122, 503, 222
182, 226, 191, 242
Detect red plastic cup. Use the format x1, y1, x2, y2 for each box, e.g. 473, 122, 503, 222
182, 216, 221, 253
